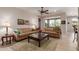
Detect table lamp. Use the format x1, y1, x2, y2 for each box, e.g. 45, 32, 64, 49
31, 24, 36, 31
3, 22, 10, 35
32, 25, 36, 29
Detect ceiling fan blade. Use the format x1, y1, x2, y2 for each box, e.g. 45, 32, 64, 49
39, 7, 49, 14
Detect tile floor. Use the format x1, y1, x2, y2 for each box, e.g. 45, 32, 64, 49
56, 32, 77, 51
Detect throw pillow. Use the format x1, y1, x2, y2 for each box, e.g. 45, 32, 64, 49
14, 29, 21, 35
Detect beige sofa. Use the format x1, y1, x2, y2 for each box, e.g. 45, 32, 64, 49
14, 28, 39, 41
42, 27, 61, 38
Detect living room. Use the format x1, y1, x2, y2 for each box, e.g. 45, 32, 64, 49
0, 7, 78, 51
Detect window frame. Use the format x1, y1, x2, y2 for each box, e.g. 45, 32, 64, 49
45, 18, 61, 28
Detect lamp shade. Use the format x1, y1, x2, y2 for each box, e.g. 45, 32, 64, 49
32, 25, 36, 29
2, 21, 10, 35
3, 22, 10, 27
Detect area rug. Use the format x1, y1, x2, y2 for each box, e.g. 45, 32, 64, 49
10, 38, 59, 51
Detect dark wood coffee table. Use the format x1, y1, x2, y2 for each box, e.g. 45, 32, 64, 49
28, 32, 49, 47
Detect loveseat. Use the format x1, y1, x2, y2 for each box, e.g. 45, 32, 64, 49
42, 27, 61, 38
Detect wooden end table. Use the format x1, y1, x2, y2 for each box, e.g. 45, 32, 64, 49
1, 34, 16, 45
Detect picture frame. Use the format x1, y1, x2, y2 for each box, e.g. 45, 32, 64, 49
17, 19, 29, 25
61, 21, 66, 24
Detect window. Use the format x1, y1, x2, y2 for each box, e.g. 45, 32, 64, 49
72, 18, 78, 26
45, 18, 61, 27
49, 20, 54, 27
45, 20, 49, 27
55, 19, 61, 26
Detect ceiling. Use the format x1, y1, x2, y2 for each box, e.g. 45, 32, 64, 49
18, 7, 78, 16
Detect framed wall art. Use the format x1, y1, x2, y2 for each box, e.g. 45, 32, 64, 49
17, 19, 29, 25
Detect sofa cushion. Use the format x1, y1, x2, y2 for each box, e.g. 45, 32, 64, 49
14, 29, 21, 35
53, 27, 61, 33
44, 28, 53, 31
42, 27, 61, 38
18, 28, 32, 33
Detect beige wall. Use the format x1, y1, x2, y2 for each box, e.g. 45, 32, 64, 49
0, 7, 38, 35
66, 17, 73, 32
0, 7, 38, 28
0, 7, 28, 28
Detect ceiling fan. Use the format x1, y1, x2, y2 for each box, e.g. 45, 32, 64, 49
39, 7, 49, 14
